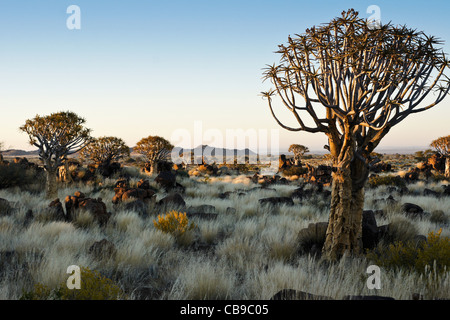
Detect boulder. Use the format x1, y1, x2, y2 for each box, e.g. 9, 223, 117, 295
297, 222, 328, 256
270, 289, 333, 300
48, 199, 66, 221
423, 188, 440, 197
401, 203, 426, 219
259, 197, 294, 207
343, 295, 395, 300
362, 210, 379, 250
155, 171, 185, 193
65, 193, 111, 226
157, 193, 186, 209
0, 198, 14, 216
78, 198, 111, 226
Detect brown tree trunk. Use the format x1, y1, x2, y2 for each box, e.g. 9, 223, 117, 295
445, 157, 450, 178
322, 140, 368, 261
45, 166, 58, 199
150, 161, 157, 175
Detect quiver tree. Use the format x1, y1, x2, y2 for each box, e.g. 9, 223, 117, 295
134, 136, 174, 175
20, 111, 91, 198
81, 136, 130, 167
288, 144, 309, 165
262, 9, 450, 260
430, 135, 450, 177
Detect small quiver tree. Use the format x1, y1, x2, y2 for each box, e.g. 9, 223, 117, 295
134, 136, 174, 175
288, 144, 309, 166
430, 135, 450, 178
20, 111, 91, 198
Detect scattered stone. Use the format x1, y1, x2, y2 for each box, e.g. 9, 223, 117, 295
401, 203, 426, 219
362, 210, 379, 250
270, 289, 333, 300
48, 199, 66, 221
259, 197, 294, 207
157, 193, 186, 209
343, 295, 395, 300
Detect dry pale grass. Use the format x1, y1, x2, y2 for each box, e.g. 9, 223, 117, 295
0, 163, 449, 300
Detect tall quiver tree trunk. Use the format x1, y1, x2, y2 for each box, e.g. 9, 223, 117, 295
323, 135, 369, 260
445, 157, 450, 178
45, 163, 58, 199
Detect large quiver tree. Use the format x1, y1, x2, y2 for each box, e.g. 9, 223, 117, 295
262, 9, 450, 260
20, 111, 91, 198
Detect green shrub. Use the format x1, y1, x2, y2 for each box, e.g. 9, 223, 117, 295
367, 229, 450, 275
368, 174, 406, 188
20, 267, 124, 300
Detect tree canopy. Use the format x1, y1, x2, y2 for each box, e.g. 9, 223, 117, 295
81, 136, 130, 165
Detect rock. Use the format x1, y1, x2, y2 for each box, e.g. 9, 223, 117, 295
186, 212, 218, 220
155, 171, 176, 191
423, 188, 440, 197
343, 295, 395, 300
187, 205, 216, 214
362, 210, 379, 250
137, 179, 150, 190
270, 289, 332, 300
78, 198, 111, 226
23, 209, 34, 227
123, 199, 149, 217
427, 153, 445, 172
259, 197, 294, 207
74, 191, 85, 198
225, 207, 236, 215
88, 239, 117, 261
48, 199, 66, 221
401, 203, 425, 218
297, 222, 328, 255
443, 185, 450, 196
157, 193, 186, 209
0, 198, 13, 216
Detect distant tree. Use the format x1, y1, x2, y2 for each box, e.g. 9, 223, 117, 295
134, 136, 174, 175
288, 144, 309, 165
262, 9, 450, 260
430, 135, 450, 177
20, 111, 91, 198
81, 136, 130, 166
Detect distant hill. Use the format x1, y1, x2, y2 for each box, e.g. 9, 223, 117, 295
0, 149, 40, 157
173, 145, 257, 157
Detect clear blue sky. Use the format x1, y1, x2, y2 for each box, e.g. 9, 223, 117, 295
0, 0, 449, 153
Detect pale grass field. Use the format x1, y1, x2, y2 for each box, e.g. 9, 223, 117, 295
0, 168, 449, 300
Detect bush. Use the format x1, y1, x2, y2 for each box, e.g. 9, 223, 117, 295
367, 229, 450, 275
0, 163, 42, 189
368, 174, 406, 188
281, 166, 308, 177
20, 267, 123, 300
153, 210, 196, 237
